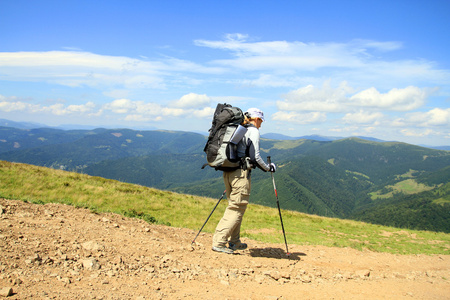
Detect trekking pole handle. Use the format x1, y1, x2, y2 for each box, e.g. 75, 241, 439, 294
267, 156, 271, 164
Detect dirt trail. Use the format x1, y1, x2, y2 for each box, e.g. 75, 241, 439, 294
0, 198, 449, 299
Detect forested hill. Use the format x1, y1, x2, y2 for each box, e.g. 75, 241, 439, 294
0, 125, 449, 232
0, 126, 206, 170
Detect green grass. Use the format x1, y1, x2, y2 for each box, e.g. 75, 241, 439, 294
1, 160, 449, 255
434, 198, 450, 205
371, 178, 436, 199
395, 169, 419, 179
269, 139, 307, 150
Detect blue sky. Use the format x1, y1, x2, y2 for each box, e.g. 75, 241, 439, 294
1, 0, 449, 146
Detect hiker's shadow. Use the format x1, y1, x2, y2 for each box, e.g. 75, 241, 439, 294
249, 247, 305, 260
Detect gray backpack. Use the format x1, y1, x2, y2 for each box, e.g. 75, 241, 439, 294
203, 103, 247, 171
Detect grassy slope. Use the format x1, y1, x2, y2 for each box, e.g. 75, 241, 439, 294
1, 160, 448, 255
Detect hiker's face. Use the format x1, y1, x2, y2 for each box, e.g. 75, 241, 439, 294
256, 118, 263, 129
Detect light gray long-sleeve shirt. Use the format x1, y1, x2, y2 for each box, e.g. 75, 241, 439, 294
237, 124, 270, 171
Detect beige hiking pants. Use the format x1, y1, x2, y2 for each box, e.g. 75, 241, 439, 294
212, 168, 251, 248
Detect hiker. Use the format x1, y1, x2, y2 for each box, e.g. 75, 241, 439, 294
212, 108, 276, 254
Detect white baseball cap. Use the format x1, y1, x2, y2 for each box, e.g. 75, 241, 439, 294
246, 108, 265, 122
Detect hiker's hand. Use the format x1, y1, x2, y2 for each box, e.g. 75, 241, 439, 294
269, 163, 276, 172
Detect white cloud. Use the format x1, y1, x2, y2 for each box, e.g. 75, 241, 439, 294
362, 126, 377, 134
342, 110, 384, 125
195, 36, 403, 71
66, 102, 96, 113
171, 93, 211, 108
0, 101, 30, 112
192, 107, 215, 118
0, 95, 18, 102
349, 86, 432, 111
0, 92, 215, 123
352, 39, 403, 52
161, 107, 185, 117
425, 108, 450, 126
398, 108, 450, 127
0, 95, 97, 116
101, 94, 215, 121
0, 51, 155, 72
0, 51, 217, 90
42, 104, 70, 116
39, 102, 97, 116
277, 83, 433, 116
1, 38, 448, 98
103, 99, 136, 114
0, 51, 161, 88
193, 35, 450, 93
276, 81, 354, 113
211, 55, 343, 71
400, 128, 435, 137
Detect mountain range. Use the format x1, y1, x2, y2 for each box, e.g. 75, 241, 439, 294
2, 118, 449, 150
0, 120, 449, 232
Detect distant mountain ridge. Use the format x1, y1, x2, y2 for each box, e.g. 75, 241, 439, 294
261, 133, 386, 143
0, 119, 48, 130
1, 118, 448, 149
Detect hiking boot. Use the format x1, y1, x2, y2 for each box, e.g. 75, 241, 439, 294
228, 242, 247, 251
212, 246, 234, 254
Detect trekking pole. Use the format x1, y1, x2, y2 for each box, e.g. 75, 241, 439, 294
191, 190, 226, 245
267, 156, 290, 256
